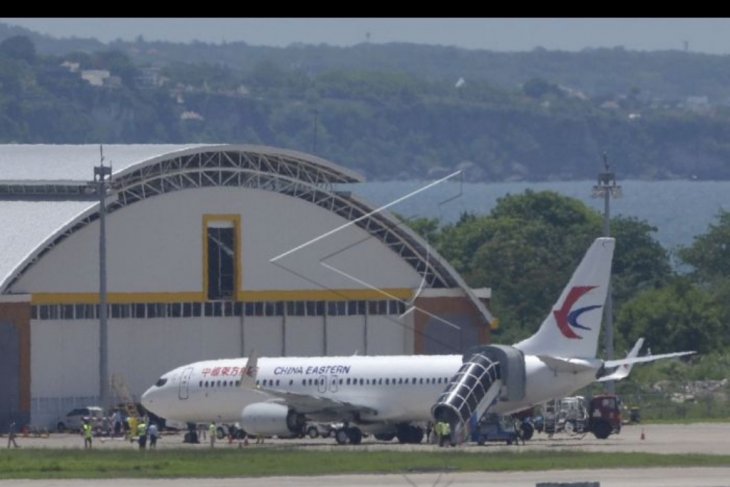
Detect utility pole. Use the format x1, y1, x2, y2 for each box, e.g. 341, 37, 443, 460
94, 146, 113, 409
592, 153, 621, 394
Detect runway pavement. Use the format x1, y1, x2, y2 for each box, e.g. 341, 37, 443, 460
3, 423, 730, 486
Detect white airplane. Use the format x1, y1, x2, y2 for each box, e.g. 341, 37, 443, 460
141, 237, 693, 444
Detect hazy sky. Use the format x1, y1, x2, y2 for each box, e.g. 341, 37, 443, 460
2, 18, 730, 54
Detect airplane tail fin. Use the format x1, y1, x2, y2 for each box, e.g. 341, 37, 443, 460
514, 237, 615, 359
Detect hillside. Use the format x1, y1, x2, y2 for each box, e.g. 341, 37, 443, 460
1, 27, 730, 181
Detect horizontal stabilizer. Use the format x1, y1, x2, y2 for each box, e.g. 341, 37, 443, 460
604, 351, 695, 370
597, 337, 644, 382
537, 355, 595, 373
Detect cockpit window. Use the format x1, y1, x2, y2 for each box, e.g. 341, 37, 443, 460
155, 377, 168, 387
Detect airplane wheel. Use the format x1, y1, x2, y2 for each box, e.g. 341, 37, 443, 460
521, 422, 534, 441
335, 428, 349, 445
307, 426, 319, 439
346, 427, 362, 445
591, 420, 612, 440
410, 426, 424, 444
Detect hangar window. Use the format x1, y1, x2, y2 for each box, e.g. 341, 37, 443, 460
347, 301, 357, 316
336, 302, 346, 315
327, 302, 337, 316
205, 217, 239, 300
169, 303, 182, 318
224, 302, 234, 316
245, 303, 254, 316
192, 303, 202, 317
134, 304, 146, 318
368, 301, 378, 315
306, 301, 316, 316
264, 302, 276, 316
62, 304, 74, 319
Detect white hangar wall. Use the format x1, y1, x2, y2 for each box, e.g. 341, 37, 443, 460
30, 313, 410, 428
21, 186, 419, 428
13, 187, 423, 294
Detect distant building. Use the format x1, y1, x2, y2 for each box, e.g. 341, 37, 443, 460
60, 61, 80, 73
81, 70, 111, 87
180, 111, 204, 121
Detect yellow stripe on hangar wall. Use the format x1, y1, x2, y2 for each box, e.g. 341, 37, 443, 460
31, 288, 413, 305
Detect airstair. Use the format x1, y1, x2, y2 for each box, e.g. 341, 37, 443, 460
432, 345, 526, 429
432, 351, 502, 426
111, 373, 139, 421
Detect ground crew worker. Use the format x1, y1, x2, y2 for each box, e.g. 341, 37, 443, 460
137, 418, 148, 450
82, 419, 93, 449
6, 421, 19, 448
127, 416, 138, 443
443, 421, 452, 447
437, 421, 451, 447
208, 421, 217, 448
148, 422, 159, 449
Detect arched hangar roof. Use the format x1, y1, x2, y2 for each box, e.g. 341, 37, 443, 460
0, 144, 493, 324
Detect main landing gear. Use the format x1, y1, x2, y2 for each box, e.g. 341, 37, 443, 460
334, 426, 363, 445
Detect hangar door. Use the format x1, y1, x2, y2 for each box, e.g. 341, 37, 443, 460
0, 322, 20, 433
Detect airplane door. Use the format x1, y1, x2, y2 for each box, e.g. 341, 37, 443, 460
330, 375, 339, 393
178, 367, 194, 400
317, 375, 327, 394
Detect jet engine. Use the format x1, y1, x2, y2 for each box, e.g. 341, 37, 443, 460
240, 402, 305, 437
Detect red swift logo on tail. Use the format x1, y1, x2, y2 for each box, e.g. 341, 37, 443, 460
553, 286, 602, 339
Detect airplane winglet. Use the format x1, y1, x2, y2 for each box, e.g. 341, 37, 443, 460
239, 350, 258, 389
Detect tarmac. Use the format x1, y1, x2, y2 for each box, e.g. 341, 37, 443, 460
2, 423, 730, 486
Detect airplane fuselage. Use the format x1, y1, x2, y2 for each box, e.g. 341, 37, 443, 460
143, 354, 601, 426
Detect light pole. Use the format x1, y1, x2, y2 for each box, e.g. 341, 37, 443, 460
94, 146, 112, 409
592, 153, 621, 394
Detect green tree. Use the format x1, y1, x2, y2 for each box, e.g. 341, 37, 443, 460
678, 210, 730, 282
616, 277, 724, 354
0, 35, 36, 63
611, 216, 672, 310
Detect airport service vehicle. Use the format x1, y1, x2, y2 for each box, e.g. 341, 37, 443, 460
142, 238, 693, 445
56, 406, 105, 433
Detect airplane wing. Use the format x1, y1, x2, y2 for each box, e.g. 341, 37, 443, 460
258, 388, 378, 422
236, 352, 377, 421
238, 350, 259, 389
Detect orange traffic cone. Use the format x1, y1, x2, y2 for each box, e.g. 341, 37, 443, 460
640, 428, 645, 440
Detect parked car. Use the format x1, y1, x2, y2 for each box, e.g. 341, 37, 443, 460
56, 406, 105, 433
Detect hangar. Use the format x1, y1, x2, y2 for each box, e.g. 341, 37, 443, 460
0, 144, 494, 430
